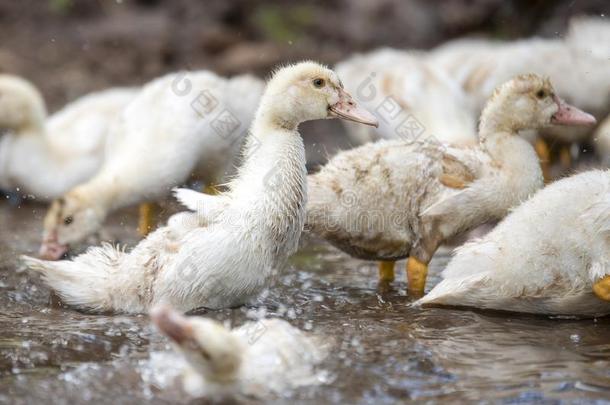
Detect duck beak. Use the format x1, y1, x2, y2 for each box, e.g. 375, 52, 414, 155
39, 231, 68, 260
329, 88, 378, 127
551, 95, 597, 126
151, 305, 194, 345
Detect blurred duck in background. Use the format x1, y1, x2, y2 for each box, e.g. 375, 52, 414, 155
0, 74, 136, 200
150, 306, 329, 399
335, 48, 478, 147
307, 74, 596, 296
38, 70, 264, 260
429, 17, 610, 179
419, 169, 610, 317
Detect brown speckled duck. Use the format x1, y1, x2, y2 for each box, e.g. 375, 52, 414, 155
307, 74, 596, 296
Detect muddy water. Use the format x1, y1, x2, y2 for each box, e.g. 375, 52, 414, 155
1, 202, 610, 404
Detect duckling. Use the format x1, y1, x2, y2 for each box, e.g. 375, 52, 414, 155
429, 17, 610, 174
0, 74, 136, 199
418, 169, 610, 317
307, 74, 596, 296
150, 306, 329, 398
22, 61, 378, 313
38, 70, 265, 260
335, 48, 478, 146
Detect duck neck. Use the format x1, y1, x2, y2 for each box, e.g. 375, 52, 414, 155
7, 95, 47, 137
480, 130, 531, 162
478, 125, 543, 207
251, 96, 300, 132
478, 96, 540, 161
478, 99, 523, 139
70, 175, 116, 215
0, 129, 55, 192
229, 116, 308, 253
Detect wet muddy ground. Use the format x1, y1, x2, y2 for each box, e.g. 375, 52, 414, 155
1, 202, 610, 404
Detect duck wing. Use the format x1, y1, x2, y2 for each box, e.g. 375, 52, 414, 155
422, 148, 485, 218
173, 188, 227, 220
438, 152, 477, 189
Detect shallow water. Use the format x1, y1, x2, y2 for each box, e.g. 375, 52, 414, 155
1, 202, 610, 404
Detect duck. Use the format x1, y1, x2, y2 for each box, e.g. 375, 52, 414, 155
38, 70, 265, 260
22, 61, 378, 313
418, 169, 610, 317
594, 114, 610, 166
334, 48, 478, 147
429, 17, 610, 175
0, 74, 136, 200
149, 306, 329, 398
306, 74, 596, 296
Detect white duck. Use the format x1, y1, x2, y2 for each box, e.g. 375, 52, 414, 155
431, 17, 610, 127
22, 61, 378, 313
594, 114, 610, 166
307, 74, 596, 296
0, 74, 136, 199
149, 306, 329, 398
418, 169, 610, 317
429, 17, 610, 171
39, 70, 265, 260
335, 48, 478, 147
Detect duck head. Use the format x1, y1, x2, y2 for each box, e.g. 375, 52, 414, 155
480, 74, 596, 136
151, 305, 243, 384
39, 190, 106, 260
0, 74, 46, 134
258, 61, 379, 130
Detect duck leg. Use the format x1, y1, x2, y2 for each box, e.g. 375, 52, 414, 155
202, 184, 220, 195
378, 260, 395, 282
406, 257, 429, 297
593, 275, 610, 301
559, 145, 572, 169
534, 138, 551, 183
138, 202, 159, 236
407, 234, 441, 297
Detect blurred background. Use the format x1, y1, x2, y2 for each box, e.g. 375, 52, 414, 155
1, 0, 608, 111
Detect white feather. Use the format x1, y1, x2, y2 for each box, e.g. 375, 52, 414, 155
419, 170, 610, 316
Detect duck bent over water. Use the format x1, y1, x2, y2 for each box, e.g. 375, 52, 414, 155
418, 169, 610, 317
150, 306, 329, 398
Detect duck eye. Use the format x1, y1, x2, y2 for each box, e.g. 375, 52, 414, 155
63, 216, 74, 226
536, 89, 546, 99
312, 78, 325, 88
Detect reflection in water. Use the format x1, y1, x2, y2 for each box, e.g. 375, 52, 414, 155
0, 203, 609, 403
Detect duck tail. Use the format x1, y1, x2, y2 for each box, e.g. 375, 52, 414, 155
415, 274, 485, 307
21, 243, 125, 312
416, 239, 498, 307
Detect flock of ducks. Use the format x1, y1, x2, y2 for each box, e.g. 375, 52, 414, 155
0, 15, 609, 398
